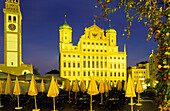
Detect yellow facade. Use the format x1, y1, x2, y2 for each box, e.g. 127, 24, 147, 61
59, 18, 127, 86
0, 0, 33, 75
128, 62, 150, 89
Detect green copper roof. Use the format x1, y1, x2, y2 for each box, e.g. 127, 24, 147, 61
105, 19, 116, 33
59, 15, 72, 29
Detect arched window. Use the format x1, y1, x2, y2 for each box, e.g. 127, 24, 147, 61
13, 16, 16, 23
16, 0, 18, 3
9, 16, 11, 22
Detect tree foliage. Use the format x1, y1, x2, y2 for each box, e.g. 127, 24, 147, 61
95, 0, 170, 109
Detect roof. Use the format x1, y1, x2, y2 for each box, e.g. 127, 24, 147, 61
59, 15, 72, 29
105, 19, 116, 33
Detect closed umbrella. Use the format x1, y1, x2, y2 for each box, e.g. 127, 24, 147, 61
5, 74, 13, 95
125, 74, 136, 111
117, 80, 122, 91
80, 79, 86, 93
104, 79, 108, 97
136, 78, 143, 106
72, 79, 79, 104
47, 76, 59, 111
0, 80, 4, 107
40, 79, 45, 93
108, 80, 112, 91
123, 80, 127, 91
87, 76, 99, 111
99, 80, 104, 104
28, 75, 39, 111
65, 79, 71, 103
55, 79, 59, 92
13, 77, 22, 109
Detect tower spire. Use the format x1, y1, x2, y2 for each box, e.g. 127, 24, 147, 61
124, 44, 126, 53
64, 15, 67, 24
109, 19, 111, 28
94, 19, 96, 25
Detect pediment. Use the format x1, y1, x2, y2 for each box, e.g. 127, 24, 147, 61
86, 24, 104, 32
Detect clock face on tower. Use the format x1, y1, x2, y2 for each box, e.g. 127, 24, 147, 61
8, 24, 16, 31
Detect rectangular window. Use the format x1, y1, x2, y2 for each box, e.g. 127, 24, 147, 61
88, 61, 90, 68
101, 72, 103, 76
118, 72, 120, 77
110, 57, 112, 59
118, 64, 120, 69
104, 43, 106, 46
69, 71, 71, 76
110, 72, 112, 76
68, 55, 71, 57
92, 50, 94, 52
92, 61, 94, 68
114, 57, 116, 59
92, 43, 94, 45
96, 50, 98, 52
73, 55, 75, 57
88, 42, 90, 45
83, 61, 86, 68
73, 72, 75, 76
122, 72, 124, 77
84, 71, 86, 76
101, 62, 103, 68
122, 57, 124, 60
110, 64, 112, 68
83, 42, 85, 44
96, 43, 98, 45
88, 49, 90, 52
83, 49, 85, 51
118, 57, 120, 59
84, 56, 86, 59
114, 72, 116, 77
105, 62, 107, 68
64, 55, 66, 57
73, 63, 75, 68
78, 63, 80, 68
100, 43, 102, 45
100, 50, 103, 52
78, 72, 80, 76
114, 64, 116, 69
64, 71, 66, 76
105, 72, 107, 76
96, 61, 99, 68
68, 63, 71, 68
8, 16, 11, 22
64, 62, 66, 67
88, 72, 90, 76
97, 72, 99, 76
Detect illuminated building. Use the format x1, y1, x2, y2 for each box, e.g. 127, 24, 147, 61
59, 16, 127, 86
0, 0, 33, 75
128, 61, 150, 89
149, 50, 158, 87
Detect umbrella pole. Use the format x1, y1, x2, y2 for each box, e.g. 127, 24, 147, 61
0, 94, 3, 107
34, 95, 37, 110
90, 95, 92, 111
131, 97, 133, 111
53, 97, 55, 111
17, 95, 20, 107
101, 93, 103, 104
138, 93, 139, 104
75, 92, 77, 104
69, 90, 71, 103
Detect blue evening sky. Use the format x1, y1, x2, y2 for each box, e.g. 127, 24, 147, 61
0, 0, 157, 76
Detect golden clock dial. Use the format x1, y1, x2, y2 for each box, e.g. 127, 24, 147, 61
8, 24, 16, 31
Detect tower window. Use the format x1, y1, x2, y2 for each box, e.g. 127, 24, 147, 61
13, 16, 16, 23
8, 16, 11, 22
16, 0, 18, 2
11, 62, 13, 65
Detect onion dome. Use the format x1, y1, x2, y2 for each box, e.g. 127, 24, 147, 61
59, 15, 72, 29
